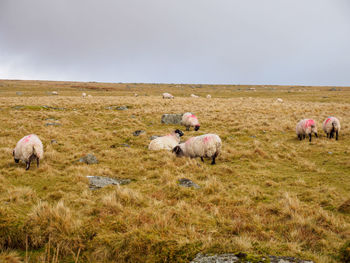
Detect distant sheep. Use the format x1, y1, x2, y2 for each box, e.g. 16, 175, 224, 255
51, 91, 58, 95
163, 93, 174, 99
181, 112, 200, 131
172, 134, 222, 165
87, 95, 92, 98
148, 129, 184, 150
206, 94, 211, 99
323, 117, 341, 140
296, 119, 318, 142
190, 94, 199, 98
134, 93, 138, 97
82, 92, 87, 97
276, 98, 283, 103
13, 134, 44, 170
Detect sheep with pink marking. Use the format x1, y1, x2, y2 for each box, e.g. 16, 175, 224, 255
296, 119, 318, 142
148, 129, 184, 151
181, 112, 200, 131
322, 117, 341, 140
13, 134, 44, 170
172, 134, 222, 165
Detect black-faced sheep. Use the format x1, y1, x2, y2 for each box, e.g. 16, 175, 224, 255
296, 119, 318, 142
13, 134, 44, 170
181, 112, 200, 131
148, 129, 184, 150
323, 117, 341, 140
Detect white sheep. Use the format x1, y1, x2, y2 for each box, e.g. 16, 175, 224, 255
276, 98, 283, 103
52, 91, 58, 95
322, 117, 341, 140
162, 93, 174, 99
134, 93, 138, 97
13, 134, 44, 170
87, 95, 92, 98
190, 94, 199, 98
82, 92, 87, 97
181, 112, 200, 131
172, 134, 222, 165
296, 119, 318, 142
148, 129, 184, 150
206, 94, 211, 99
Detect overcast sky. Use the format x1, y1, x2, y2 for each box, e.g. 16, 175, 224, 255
1, 0, 350, 85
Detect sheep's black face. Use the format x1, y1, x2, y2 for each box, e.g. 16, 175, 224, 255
175, 129, 184, 137
14, 159, 19, 163
172, 146, 183, 156
194, 125, 200, 131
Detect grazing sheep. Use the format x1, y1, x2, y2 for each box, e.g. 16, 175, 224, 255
296, 119, 318, 142
51, 91, 58, 95
82, 92, 87, 97
190, 94, 199, 98
276, 98, 283, 103
134, 93, 138, 97
87, 95, 92, 98
162, 93, 174, 99
13, 134, 44, 170
148, 129, 184, 150
206, 94, 211, 99
323, 117, 341, 140
172, 134, 222, 165
181, 112, 200, 131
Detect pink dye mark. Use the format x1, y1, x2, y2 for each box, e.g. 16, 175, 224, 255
23, 135, 32, 143
203, 136, 212, 144
185, 138, 194, 144
190, 114, 197, 119
304, 119, 315, 128
325, 118, 332, 125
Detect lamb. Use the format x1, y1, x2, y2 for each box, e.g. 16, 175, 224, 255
13, 134, 44, 170
206, 94, 211, 99
82, 92, 87, 97
190, 94, 199, 98
148, 129, 184, 150
296, 119, 318, 142
322, 117, 341, 140
181, 112, 200, 131
162, 93, 174, 99
172, 134, 222, 165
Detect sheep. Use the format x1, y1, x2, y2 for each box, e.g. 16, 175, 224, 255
181, 112, 200, 131
296, 119, 318, 142
206, 94, 211, 99
172, 134, 222, 165
13, 134, 44, 170
134, 93, 138, 97
82, 92, 87, 97
276, 98, 283, 103
148, 129, 184, 150
322, 117, 341, 140
190, 94, 199, 98
87, 94, 92, 98
51, 91, 58, 95
162, 93, 174, 99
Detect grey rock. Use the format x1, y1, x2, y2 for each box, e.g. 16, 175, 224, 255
16, 92, 23, 96
150, 135, 159, 140
250, 135, 257, 138
328, 152, 333, 154
178, 178, 200, 189
116, 105, 128, 110
12, 106, 25, 110
105, 105, 128, 110
41, 105, 66, 110
45, 118, 58, 121
79, 153, 98, 164
329, 88, 337, 91
131, 115, 136, 118
133, 130, 146, 136
51, 139, 57, 144
87, 176, 131, 189
191, 254, 314, 263
45, 122, 61, 127
161, 114, 183, 124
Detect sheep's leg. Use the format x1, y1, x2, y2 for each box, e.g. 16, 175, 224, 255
308, 133, 312, 142
303, 134, 306, 140
200, 157, 204, 162
26, 161, 31, 170
336, 131, 339, 140
37, 157, 40, 168
298, 135, 302, 140
330, 131, 334, 139
211, 153, 218, 165
314, 133, 318, 138
326, 133, 329, 138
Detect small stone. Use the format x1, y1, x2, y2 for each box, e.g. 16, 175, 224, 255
133, 130, 146, 136
79, 153, 98, 164
161, 114, 183, 124
51, 139, 57, 144
86, 176, 131, 189
110, 143, 130, 148
250, 135, 257, 138
116, 106, 128, 110
328, 152, 333, 154
178, 178, 200, 189
12, 106, 24, 110
45, 123, 61, 127
16, 92, 23, 96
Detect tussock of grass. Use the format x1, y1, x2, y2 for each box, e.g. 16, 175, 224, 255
0, 80, 349, 262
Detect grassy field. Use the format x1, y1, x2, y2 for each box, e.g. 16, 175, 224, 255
0, 80, 349, 262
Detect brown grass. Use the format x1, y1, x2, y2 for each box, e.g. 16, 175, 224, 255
0, 80, 349, 262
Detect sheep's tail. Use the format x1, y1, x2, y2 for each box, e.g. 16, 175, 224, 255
33, 144, 44, 159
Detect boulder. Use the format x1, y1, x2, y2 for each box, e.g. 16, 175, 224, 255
161, 114, 183, 124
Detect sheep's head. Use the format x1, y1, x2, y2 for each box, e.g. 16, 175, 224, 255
311, 125, 318, 137
172, 145, 184, 156
194, 125, 200, 131
175, 129, 184, 137
332, 121, 338, 129
13, 149, 19, 163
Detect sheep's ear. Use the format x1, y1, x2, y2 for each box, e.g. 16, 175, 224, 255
172, 146, 181, 155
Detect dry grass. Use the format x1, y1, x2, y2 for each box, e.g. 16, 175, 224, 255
0, 80, 349, 262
